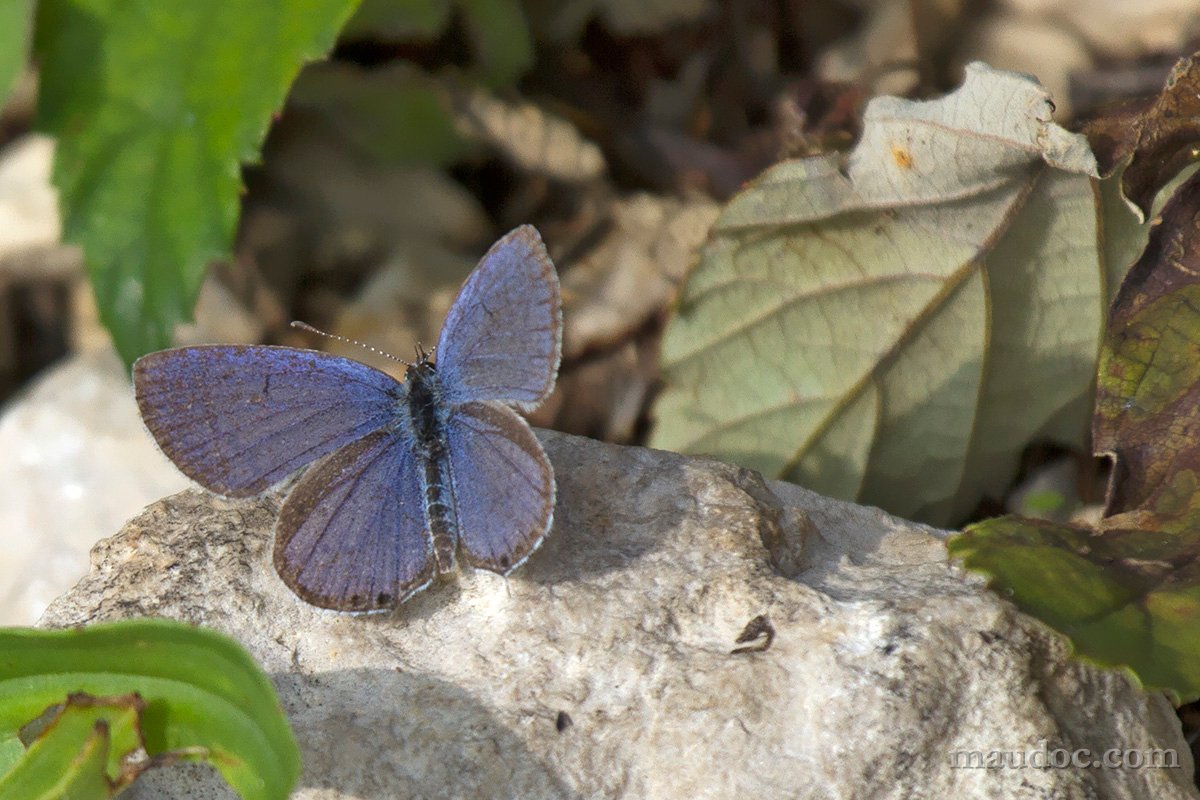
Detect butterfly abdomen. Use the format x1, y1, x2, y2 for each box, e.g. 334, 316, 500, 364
406, 360, 459, 574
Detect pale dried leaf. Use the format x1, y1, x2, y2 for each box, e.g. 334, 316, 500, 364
452, 86, 606, 183
562, 194, 719, 359
1002, 0, 1200, 58
653, 63, 1106, 525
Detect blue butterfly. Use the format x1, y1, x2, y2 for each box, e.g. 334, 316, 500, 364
134, 226, 562, 611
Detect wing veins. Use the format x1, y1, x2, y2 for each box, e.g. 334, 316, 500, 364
295, 435, 398, 581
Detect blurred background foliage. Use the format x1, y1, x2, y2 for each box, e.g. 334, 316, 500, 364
1, 0, 1200, 603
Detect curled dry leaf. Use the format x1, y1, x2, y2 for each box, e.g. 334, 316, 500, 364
1094, 174, 1200, 514
1084, 51, 1200, 220
953, 55, 1200, 698
653, 62, 1106, 526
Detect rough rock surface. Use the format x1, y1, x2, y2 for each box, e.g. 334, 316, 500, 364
40, 432, 1198, 799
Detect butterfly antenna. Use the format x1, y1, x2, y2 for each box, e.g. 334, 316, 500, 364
290, 321, 410, 365
413, 342, 437, 363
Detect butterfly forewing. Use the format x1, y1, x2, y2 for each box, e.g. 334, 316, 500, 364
134, 346, 402, 497
274, 428, 435, 611
435, 225, 562, 411
446, 401, 555, 573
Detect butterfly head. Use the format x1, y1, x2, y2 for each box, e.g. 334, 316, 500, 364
406, 344, 437, 383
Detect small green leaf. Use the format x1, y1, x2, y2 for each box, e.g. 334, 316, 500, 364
949, 514, 1200, 699
458, 0, 533, 86
0, 702, 116, 799
0, 694, 147, 799
0, 0, 34, 110
1020, 489, 1066, 517
34, 0, 360, 366
0, 620, 299, 800
291, 61, 469, 166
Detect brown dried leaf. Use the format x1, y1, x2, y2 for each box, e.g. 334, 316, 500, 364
1084, 52, 1200, 219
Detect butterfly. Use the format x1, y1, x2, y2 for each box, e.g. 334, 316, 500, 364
133, 225, 562, 611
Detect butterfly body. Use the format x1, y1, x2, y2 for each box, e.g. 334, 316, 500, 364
135, 226, 561, 611
403, 357, 459, 574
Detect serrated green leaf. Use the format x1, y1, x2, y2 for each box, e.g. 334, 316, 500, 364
0, 0, 34, 111
33, 0, 361, 366
652, 62, 1105, 526
0, 620, 298, 800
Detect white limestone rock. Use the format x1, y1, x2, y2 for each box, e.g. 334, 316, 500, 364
39, 433, 1198, 799
0, 351, 189, 624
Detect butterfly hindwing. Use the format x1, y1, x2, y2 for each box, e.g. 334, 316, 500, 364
134, 346, 402, 497
446, 401, 555, 573
435, 225, 562, 411
274, 428, 434, 611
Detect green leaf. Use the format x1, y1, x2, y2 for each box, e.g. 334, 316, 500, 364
33, 0, 361, 366
290, 61, 469, 166
651, 62, 1105, 526
948, 513, 1200, 698
0, 694, 146, 799
0, 620, 299, 800
0, 0, 34, 111
342, 0, 450, 40
1019, 488, 1067, 517
458, 0, 533, 86
0, 703, 113, 799
0, 736, 22, 777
